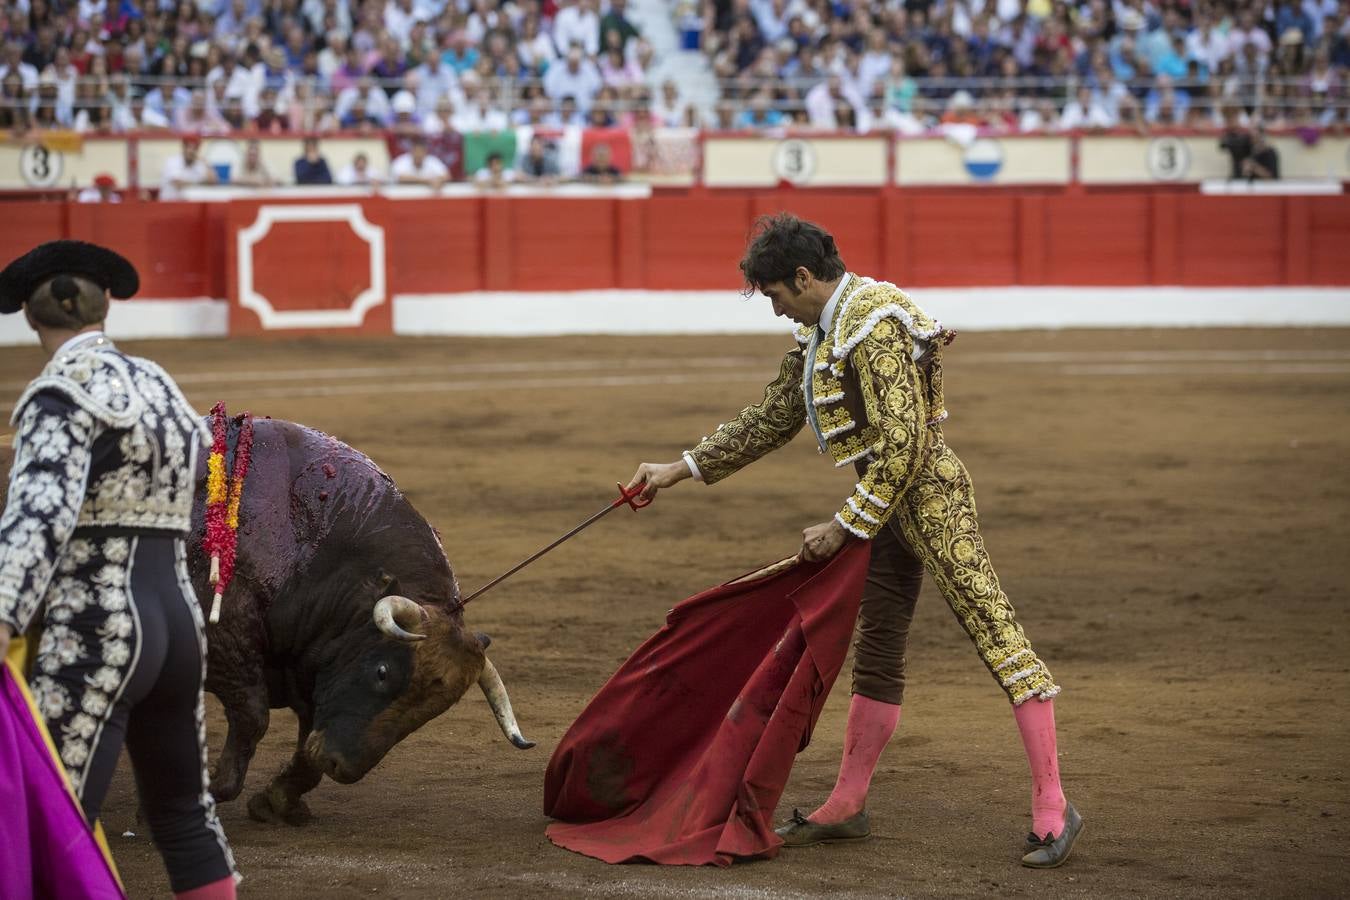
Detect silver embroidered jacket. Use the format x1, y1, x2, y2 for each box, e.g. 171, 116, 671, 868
0, 334, 208, 633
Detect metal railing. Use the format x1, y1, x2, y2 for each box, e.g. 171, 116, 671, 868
0, 72, 1344, 134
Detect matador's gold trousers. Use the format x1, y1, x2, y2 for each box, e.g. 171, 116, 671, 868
850, 434, 1060, 706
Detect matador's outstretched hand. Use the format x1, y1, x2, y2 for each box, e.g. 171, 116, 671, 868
626, 459, 693, 503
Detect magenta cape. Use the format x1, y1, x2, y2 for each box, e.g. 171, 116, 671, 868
0, 658, 126, 899
544, 542, 871, 866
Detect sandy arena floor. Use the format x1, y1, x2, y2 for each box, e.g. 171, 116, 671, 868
2, 327, 1348, 899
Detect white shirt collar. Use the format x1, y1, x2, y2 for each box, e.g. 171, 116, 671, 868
817, 274, 852, 335
54, 329, 105, 359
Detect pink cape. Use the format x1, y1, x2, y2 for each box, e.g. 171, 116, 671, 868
0, 658, 126, 899
544, 542, 871, 866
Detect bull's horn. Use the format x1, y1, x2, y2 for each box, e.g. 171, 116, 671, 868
373, 595, 428, 642
478, 658, 535, 750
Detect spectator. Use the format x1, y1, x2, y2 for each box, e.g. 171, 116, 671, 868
1242, 125, 1280, 180
652, 79, 689, 127
1059, 84, 1115, 130
599, 0, 640, 55
71, 73, 110, 133
557, 94, 586, 127
414, 51, 461, 114
804, 74, 864, 130
294, 136, 334, 184
336, 76, 392, 126
422, 95, 457, 134
0, 72, 31, 132
1219, 107, 1255, 178
518, 135, 561, 180
1228, 10, 1274, 59
600, 44, 644, 92
371, 34, 410, 87
544, 44, 603, 110
737, 87, 785, 127
233, 138, 277, 187
336, 151, 385, 186
160, 136, 217, 200
32, 70, 69, 129
453, 80, 511, 131
554, 0, 601, 57
517, 14, 559, 74
441, 30, 480, 75
330, 44, 368, 94
580, 141, 622, 183
177, 88, 230, 133
253, 86, 289, 133
390, 135, 448, 187
1, 41, 39, 91
76, 172, 121, 203
474, 151, 517, 189
1145, 75, 1190, 125
390, 89, 422, 135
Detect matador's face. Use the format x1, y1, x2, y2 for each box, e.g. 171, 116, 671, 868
760, 270, 828, 327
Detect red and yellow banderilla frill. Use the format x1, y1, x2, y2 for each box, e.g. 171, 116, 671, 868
202, 402, 253, 624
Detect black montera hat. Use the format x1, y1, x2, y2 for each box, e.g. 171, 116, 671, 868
0, 240, 139, 314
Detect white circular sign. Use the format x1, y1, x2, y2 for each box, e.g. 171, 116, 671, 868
772, 139, 817, 185
19, 144, 63, 187
1146, 137, 1191, 182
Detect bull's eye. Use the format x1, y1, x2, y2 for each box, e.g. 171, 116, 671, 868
376, 663, 389, 683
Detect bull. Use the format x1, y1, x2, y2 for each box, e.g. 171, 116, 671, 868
187, 415, 535, 824
191, 415, 533, 824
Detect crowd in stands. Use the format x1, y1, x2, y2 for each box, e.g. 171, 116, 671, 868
703, 0, 1350, 133
0, 0, 1344, 142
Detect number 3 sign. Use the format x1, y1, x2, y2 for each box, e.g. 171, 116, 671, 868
1146, 137, 1191, 182
772, 139, 817, 185
20, 143, 64, 187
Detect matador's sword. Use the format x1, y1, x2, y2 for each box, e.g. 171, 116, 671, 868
459, 482, 652, 606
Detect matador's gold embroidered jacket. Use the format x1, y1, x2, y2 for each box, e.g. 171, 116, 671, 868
686, 275, 953, 540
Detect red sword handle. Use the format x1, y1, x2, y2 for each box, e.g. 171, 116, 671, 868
614, 481, 653, 510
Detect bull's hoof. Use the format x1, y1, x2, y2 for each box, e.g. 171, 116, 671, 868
247, 787, 313, 826
209, 770, 244, 803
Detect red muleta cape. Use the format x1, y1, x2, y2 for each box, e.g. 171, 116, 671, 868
544, 541, 871, 866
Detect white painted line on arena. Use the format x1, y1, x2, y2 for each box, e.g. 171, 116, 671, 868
1059, 362, 1350, 376
0, 371, 775, 416
200, 371, 774, 402
4, 349, 1345, 403
958, 349, 1350, 364
0, 356, 770, 393
393, 288, 1350, 335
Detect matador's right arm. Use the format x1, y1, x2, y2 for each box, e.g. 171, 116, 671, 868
683, 346, 808, 484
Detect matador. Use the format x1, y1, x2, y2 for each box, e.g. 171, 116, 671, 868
628, 214, 1083, 868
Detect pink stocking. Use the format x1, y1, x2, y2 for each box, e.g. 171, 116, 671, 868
808, 694, 901, 824
174, 876, 237, 900
1013, 698, 1067, 838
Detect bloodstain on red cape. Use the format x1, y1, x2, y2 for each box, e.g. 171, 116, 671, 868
544, 541, 871, 866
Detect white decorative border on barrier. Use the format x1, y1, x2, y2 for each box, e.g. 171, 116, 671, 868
236, 203, 387, 329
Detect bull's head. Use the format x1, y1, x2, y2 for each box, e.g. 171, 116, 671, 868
307, 592, 533, 783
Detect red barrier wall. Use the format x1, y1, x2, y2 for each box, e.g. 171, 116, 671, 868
6, 189, 1350, 298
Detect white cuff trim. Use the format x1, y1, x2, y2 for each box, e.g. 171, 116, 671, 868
681, 451, 704, 483
834, 446, 876, 468
822, 422, 856, 440
857, 486, 889, 510
833, 512, 870, 539
846, 497, 880, 526
994, 648, 1034, 671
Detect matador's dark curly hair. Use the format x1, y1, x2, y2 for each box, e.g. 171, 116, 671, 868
738, 213, 847, 297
